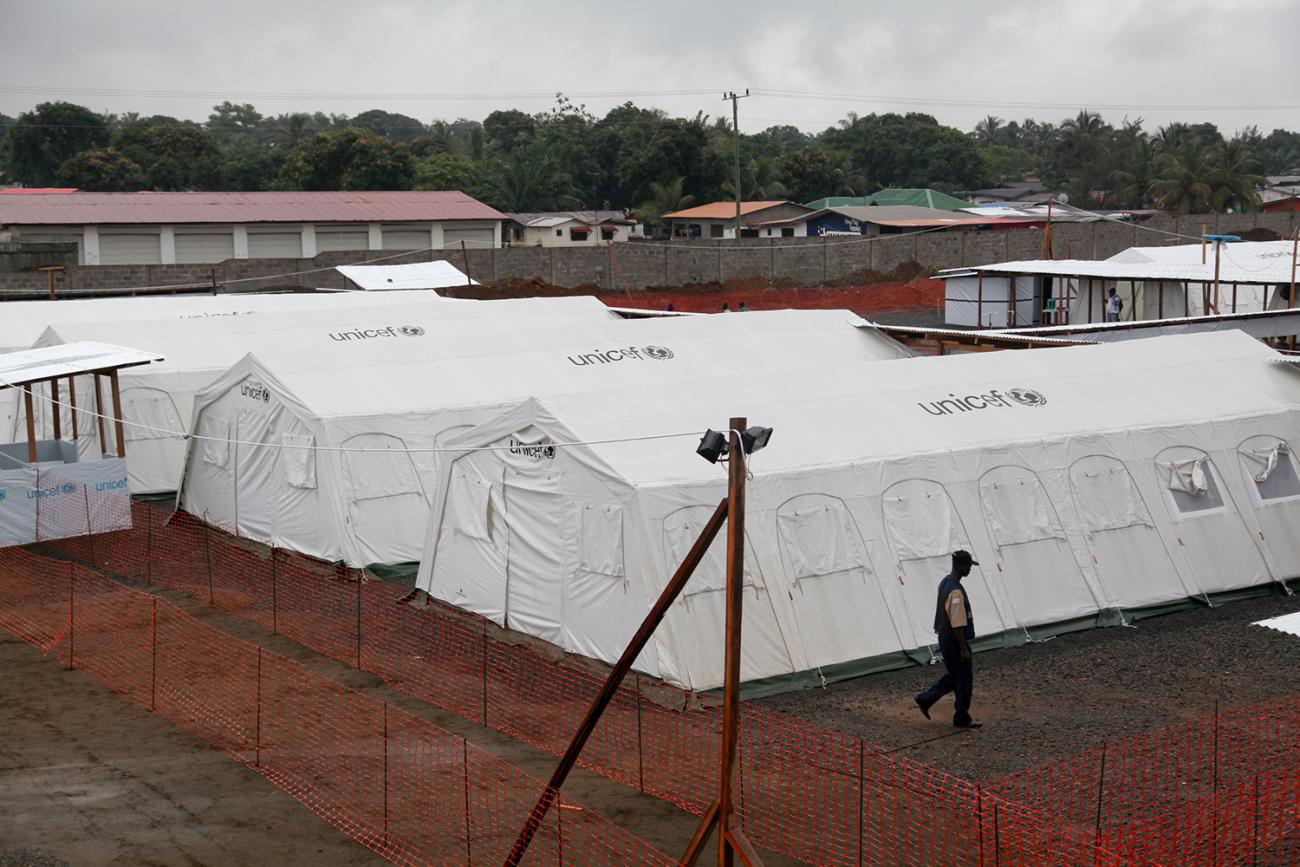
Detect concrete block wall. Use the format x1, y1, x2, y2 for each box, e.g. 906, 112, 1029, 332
2, 211, 1297, 299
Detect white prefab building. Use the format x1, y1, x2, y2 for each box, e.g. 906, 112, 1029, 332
27, 295, 618, 494
0, 190, 506, 265
416, 331, 1300, 692
179, 310, 913, 567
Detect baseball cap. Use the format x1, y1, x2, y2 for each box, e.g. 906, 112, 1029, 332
952, 550, 980, 567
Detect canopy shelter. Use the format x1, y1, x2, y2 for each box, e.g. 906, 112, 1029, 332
336, 260, 477, 291
0, 342, 163, 547
941, 241, 1298, 329
29, 295, 618, 494
178, 310, 913, 567
416, 331, 1300, 692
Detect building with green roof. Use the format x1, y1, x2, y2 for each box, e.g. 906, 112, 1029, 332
805, 188, 971, 212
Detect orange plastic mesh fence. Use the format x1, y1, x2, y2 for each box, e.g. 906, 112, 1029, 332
2, 491, 672, 866
19, 494, 1300, 865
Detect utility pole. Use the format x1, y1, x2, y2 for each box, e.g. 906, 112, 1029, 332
724, 90, 750, 243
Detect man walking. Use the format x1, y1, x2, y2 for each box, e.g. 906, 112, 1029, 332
1105, 288, 1122, 322
915, 550, 982, 729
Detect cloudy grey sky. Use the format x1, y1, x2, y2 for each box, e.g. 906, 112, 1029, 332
3, 0, 1298, 135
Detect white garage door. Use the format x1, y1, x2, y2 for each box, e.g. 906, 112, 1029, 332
443, 226, 495, 249
316, 225, 370, 252
382, 224, 431, 250
247, 228, 303, 258
175, 229, 235, 264
99, 231, 162, 265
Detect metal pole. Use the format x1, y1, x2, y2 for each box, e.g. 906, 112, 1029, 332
1212, 241, 1222, 314
857, 740, 865, 867
355, 569, 363, 670
725, 91, 749, 243
1213, 700, 1220, 863
481, 621, 488, 726
977, 784, 985, 867
202, 512, 214, 605
635, 672, 645, 793
255, 646, 262, 767
1251, 773, 1260, 865
270, 548, 278, 635
462, 738, 472, 866
68, 563, 75, 670
151, 597, 158, 711
1289, 228, 1297, 352
460, 239, 472, 291
1094, 743, 1107, 860
504, 498, 729, 865
383, 701, 389, 843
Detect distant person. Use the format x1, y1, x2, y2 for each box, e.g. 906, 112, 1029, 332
1270, 283, 1292, 311
665, 303, 675, 312
720, 302, 731, 313
915, 550, 982, 729
1106, 288, 1122, 322
738, 301, 749, 312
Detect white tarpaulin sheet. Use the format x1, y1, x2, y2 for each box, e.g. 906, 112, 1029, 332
1253, 611, 1300, 638
337, 261, 478, 290
418, 330, 1300, 691
0, 341, 163, 387
0, 459, 131, 548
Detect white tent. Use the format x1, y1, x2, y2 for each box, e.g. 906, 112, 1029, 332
1107, 240, 1297, 312
416, 331, 1300, 691
28, 295, 618, 493
179, 310, 913, 567
337, 260, 478, 290
0, 289, 452, 444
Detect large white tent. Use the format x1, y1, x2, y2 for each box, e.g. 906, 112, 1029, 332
416, 331, 1300, 692
27, 295, 619, 493
179, 310, 913, 567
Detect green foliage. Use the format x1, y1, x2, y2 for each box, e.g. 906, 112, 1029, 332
112, 121, 222, 190
350, 109, 428, 142
55, 147, 146, 191
413, 152, 479, 193
3, 101, 110, 186
279, 128, 413, 190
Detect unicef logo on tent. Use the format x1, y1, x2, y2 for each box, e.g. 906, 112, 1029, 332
641, 345, 675, 360
398, 326, 426, 337
1007, 387, 1047, 408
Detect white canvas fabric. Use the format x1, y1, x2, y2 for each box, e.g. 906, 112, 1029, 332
179, 309, 912, 567
26, 295, 617, 493
416, 331, 1300, 691
337, 261, 477, 289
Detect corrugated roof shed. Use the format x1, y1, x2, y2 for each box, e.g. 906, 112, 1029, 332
806, 189, 972, 211
663, 201, 797, 220
0, 190, 506, 226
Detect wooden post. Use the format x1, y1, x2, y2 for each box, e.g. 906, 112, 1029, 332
460, 239, 471, 292
1201, 222, 1208, 264
37, 265, 63, 300
1158, 280, 1164, 320
109, 371, 126, 458
977, 272, 984, 327
717, 417, 748, 867
50, 379, 62, 440
67, 376, 78, 440
504, 498, 729, 866
1231, 282, 1237, 314
1212, 241, 1222, 314
23, 387, 37, 464
92, 374, 107, 457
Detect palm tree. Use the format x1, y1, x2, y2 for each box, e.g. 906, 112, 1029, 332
828, 151, 866, 196
481, 148, 581, 212
974, 115, 1003, 147
270, 113, 313, 150
1110, 139, 1158, 208
636, 177, 694, 236
1209, 140, 1263, 212
1150, 142, 1217, 213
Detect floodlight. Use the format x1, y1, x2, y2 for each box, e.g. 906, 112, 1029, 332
696, 429, 728, 464
741, 426, 773, 455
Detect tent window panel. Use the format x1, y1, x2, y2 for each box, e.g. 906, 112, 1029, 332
881, 481, 965, 560
198, 417, 230, 468
1163, 457, 1225, 514
664, 508, 758, 597
451, 472, 492, 542
281, 433, 317, 489
980, 472, 1061, 547
1241, 442, 1300, 501
579, 504, 624, 578
1070, 461, 1150, 532
777, 498, 862, 580
121, 390, 183, 443
341, 434, 423, 501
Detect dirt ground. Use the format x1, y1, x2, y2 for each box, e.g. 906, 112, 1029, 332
758, 591, 1300, 782
0, 582, 800, 867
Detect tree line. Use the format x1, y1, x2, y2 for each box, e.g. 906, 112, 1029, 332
1, 98, 1297, 228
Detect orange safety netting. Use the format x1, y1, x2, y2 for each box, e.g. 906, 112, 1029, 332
8, 485, 1300, 865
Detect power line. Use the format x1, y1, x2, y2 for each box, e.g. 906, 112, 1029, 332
0, 84, 722, 103
751, 89, 1300, 114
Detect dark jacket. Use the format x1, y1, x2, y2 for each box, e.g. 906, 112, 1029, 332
933, 573, 974, 640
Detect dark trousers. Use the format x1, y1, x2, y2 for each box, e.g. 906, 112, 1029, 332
918, 630, 973, 725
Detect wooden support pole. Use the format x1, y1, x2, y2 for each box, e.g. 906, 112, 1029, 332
718, 417, 748, 867
23, 387, 37, 464
50, 379, 62, 440
67, 376, 78, 440
92, 374, 107, 457
977, 272, 984, 327
1212, 241, 1222, 314
1158, 280, 1164, 320
109, 370, 126, 458
1290, 228, 1298, 352
505, 498, 729, 866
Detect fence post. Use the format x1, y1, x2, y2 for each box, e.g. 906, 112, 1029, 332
1213, 700, 1220, 866
481, 621, 489, 726
82, 485, 95, 567
634, 672, 645, 794
1251, 773, 1260, 865
993, 802, 1000, 867
144, 504, 153, 585
255, 646, 262, 767
463, 737, 473, 867
977, 784, 985, 867
270, 547, 278, 635
150, 597, 158, 711
857, 739, 865, 867
202, 511, 214, 605
556, 791, 563, 867
67, 563, 75, 670
355, 569, 363, 670
382, 701, 389, 845
1094, 742, 1107, 864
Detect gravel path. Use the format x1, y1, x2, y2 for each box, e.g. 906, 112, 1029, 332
757, 591, 1300, 781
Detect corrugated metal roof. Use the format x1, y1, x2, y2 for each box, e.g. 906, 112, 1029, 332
947, 258, 1297, 285
0, 341, 164, 387
663, 201, 796, 220
0, 191, 506, 226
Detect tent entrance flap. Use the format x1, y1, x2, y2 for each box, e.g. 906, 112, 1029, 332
502, 469, 565, 644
